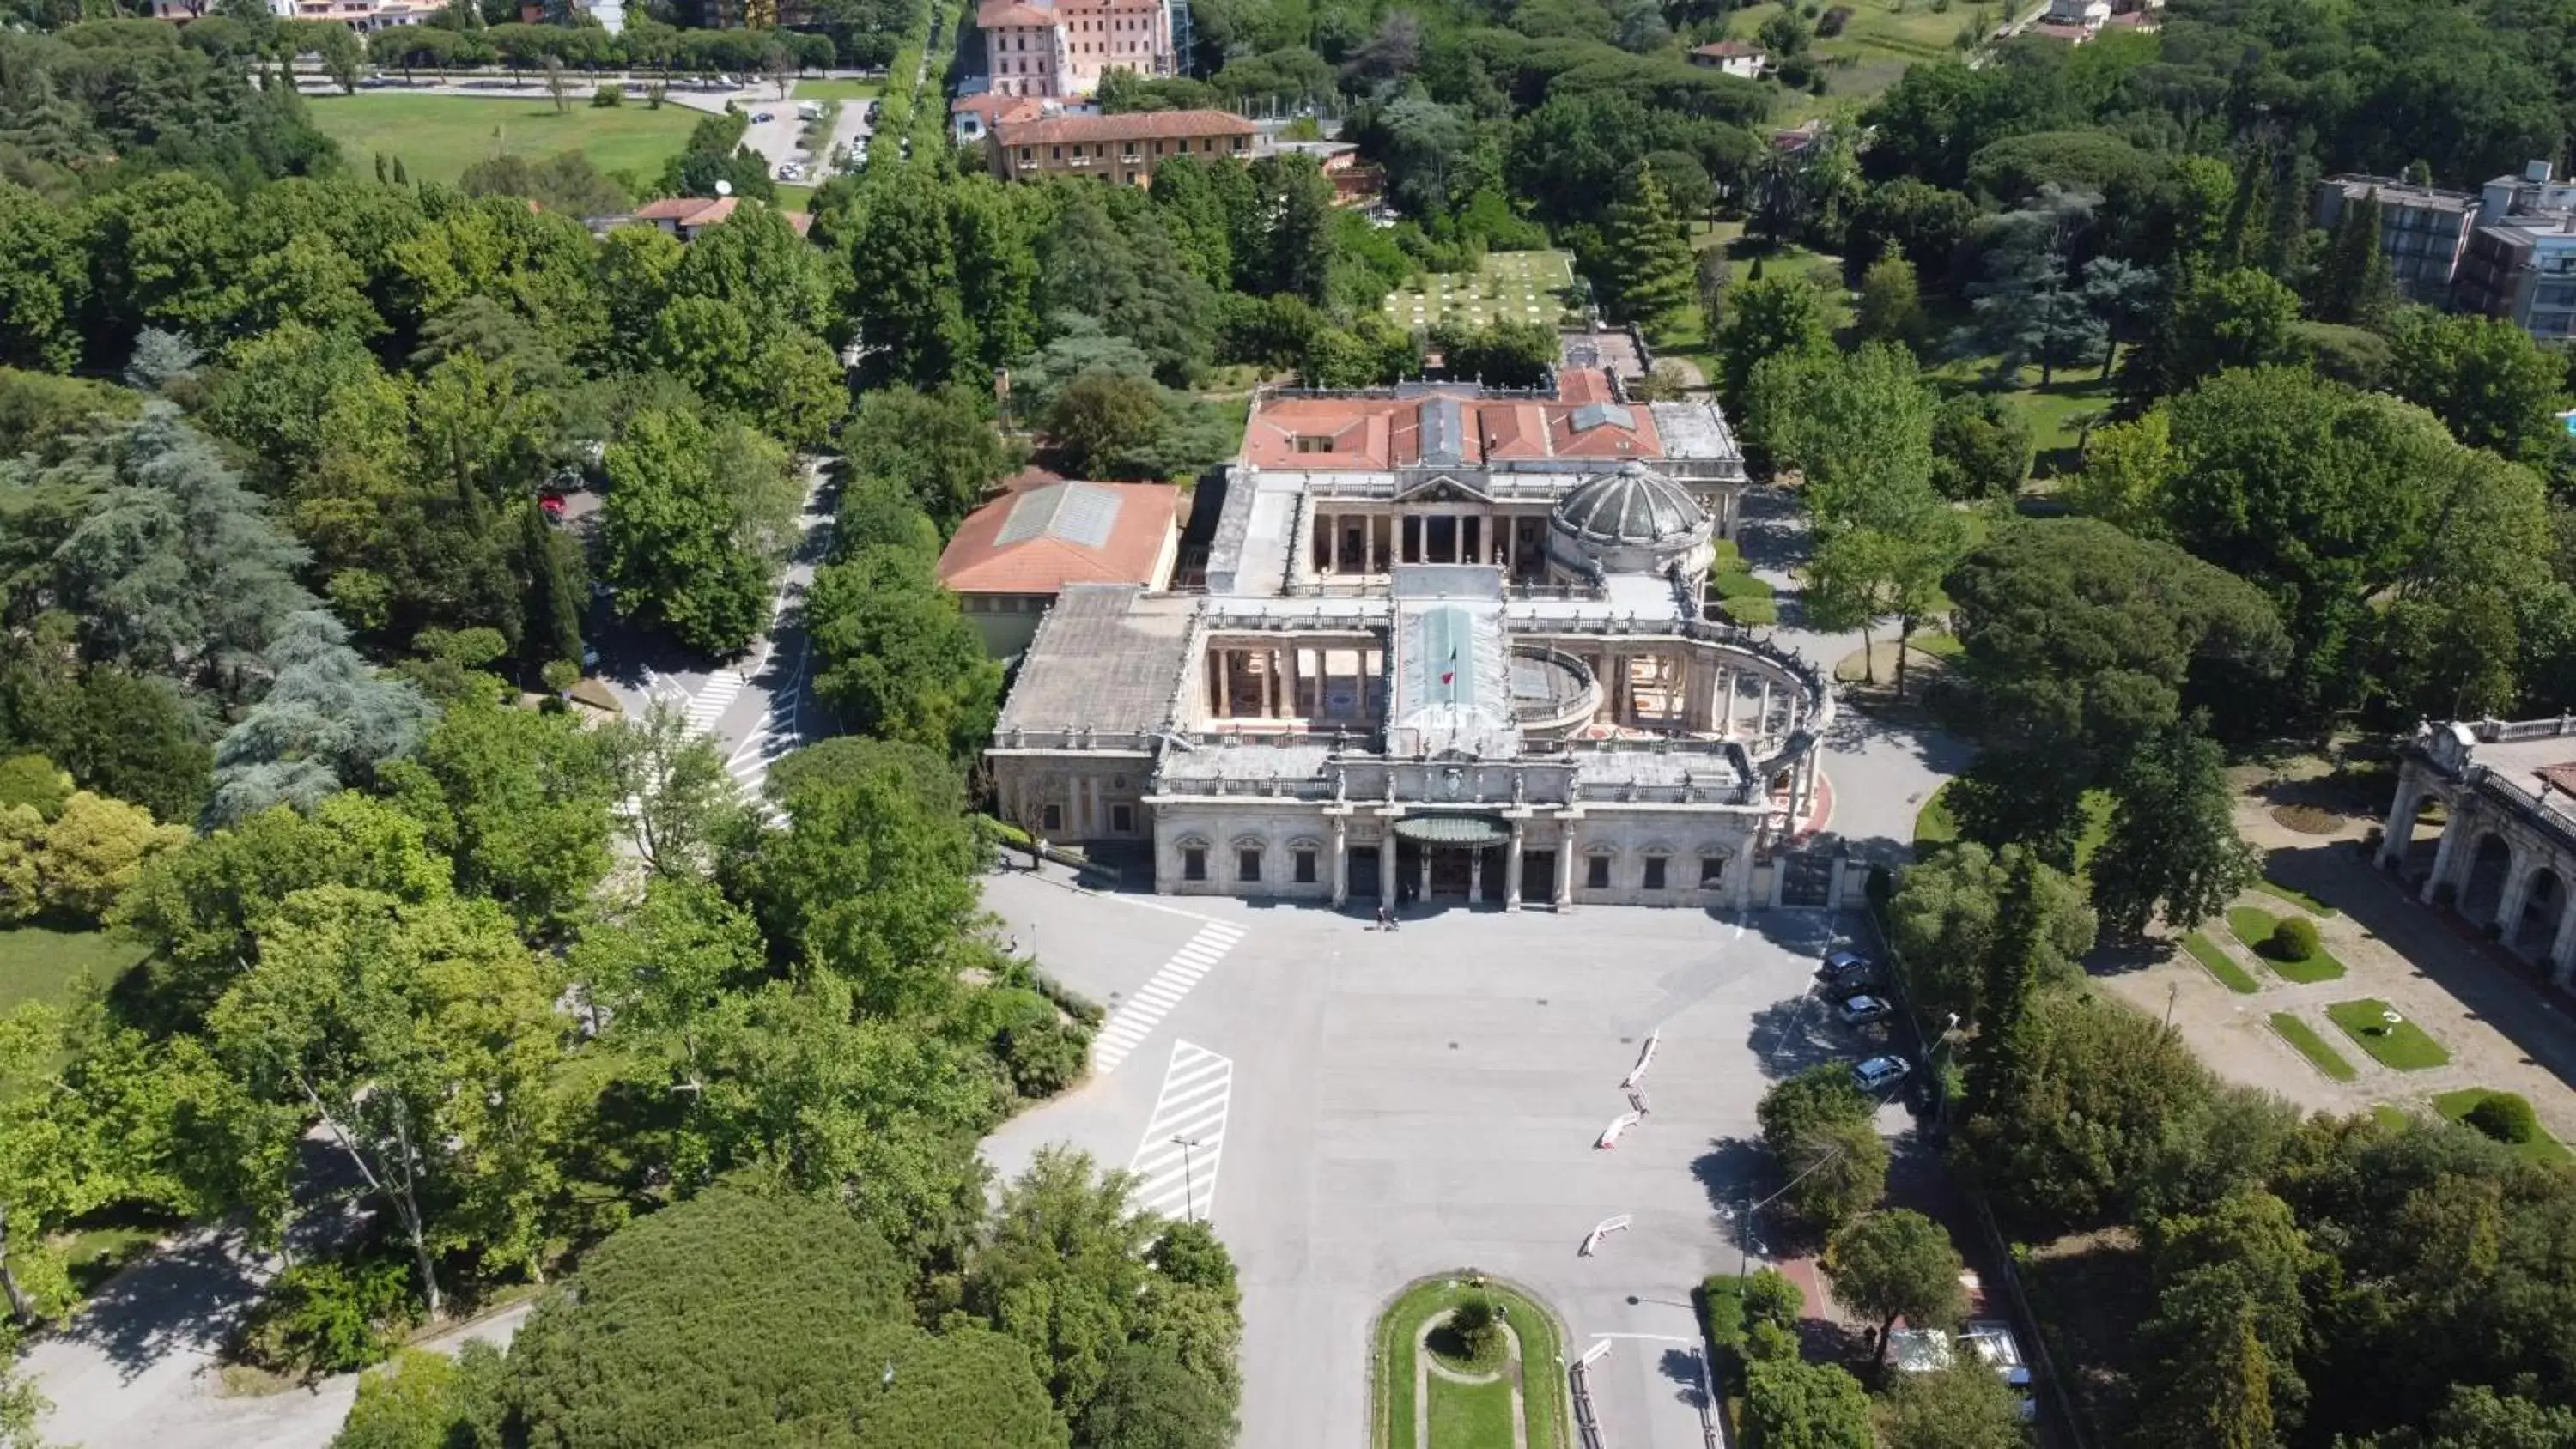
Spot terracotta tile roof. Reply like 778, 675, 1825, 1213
954, 94, 1052, 125
976, 0, 1055, 26
633, 195, 737, 227
993, 108, 1257, 148
1239, 369, 1662, 469
1691, 39, 1765, 56
937, 480, 1180, 594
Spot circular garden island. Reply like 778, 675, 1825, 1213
1372, 1272, 1571, 1449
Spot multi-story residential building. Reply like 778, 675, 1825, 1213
979, 0, 1173, 99
153, 0, 429, 25
987, 108, 1256, 185
2312, 173, 2478, 304
2454, 161, 2576, 341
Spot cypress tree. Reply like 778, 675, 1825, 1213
1603, 163, 1696, 333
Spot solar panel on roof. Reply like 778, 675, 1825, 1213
994, 482, 1124, 549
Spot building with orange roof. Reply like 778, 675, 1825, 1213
978, 0, 1174, 98
937, 478, 1182, 655
982, 351, 1829, 916
988, 107, 1259, 185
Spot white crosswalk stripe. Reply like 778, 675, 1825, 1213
1127, 1041, 1232, 1223
1091, 921, 1245, 1074
684, 670, 748, 731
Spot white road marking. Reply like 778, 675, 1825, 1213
684, 670, 747, 730
1127, 1040, 1232, 1222
1091, 921, 1246, 1073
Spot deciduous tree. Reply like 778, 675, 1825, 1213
1826, 1210, 1969, 1364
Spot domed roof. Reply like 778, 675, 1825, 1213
1549, 463, 1708, 548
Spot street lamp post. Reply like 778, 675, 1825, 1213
1172, 1134, 1202, 1223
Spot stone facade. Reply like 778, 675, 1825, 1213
2380, 716, 2576, 986
986, 368, 1832, 914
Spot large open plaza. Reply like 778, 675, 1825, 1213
978, 866, 1908, 1448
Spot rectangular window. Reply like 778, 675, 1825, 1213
1041, 803, 1063, 832
1238, 848, 1262, 882
1112, 804, 1133, 833
1586, 856, 1611, 889
1294, 435, 1334, 453
1643, 858, 1668, 891
1052, 145, 1063, 160
1294, 849, 1317, 884
1183, 847, 1206, 882
1700, 855, 1726, 888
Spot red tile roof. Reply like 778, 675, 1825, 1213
1692, 39, 1765, 56
1239, 370, 1663, 470
993, 108, 1257, 148
633, 195, 737, 227
977, 0, 1055, 26
937, 481, 1180, 594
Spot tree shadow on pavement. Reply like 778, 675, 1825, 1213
1657, 1347, 1710, 1409
56, 1228, 268, 1383
1747, 995, 1843, 1081
1690, 1137, 1767, 1237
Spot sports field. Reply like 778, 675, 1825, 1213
307, 93, 704, 185
1382, 250, 1582, 331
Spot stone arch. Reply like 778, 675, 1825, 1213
2518, 866, 2570, 957
2461, 829, 2517, 924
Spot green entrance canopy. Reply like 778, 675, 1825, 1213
1393, 815, 1512, 847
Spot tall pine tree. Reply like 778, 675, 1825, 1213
1603, 163, 1695, 333
2316, 188, 2397, 326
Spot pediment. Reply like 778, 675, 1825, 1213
1393, 472, 1493, 504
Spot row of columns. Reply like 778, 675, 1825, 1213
1591, 650, 1788, 738
1332, 815, 1542, 911
1315, 511, 1516, 573
2390, 766, 2576, 987
1207, 643, 1383, 722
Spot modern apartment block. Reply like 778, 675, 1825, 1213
2458, 161, 2576, 341
2312, 174, 2478, 304
979, 0, 1174, 99
987, 107, 1255, 185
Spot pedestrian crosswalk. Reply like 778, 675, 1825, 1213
684, 669, 748, 731
1092, 920, 1246, 1074
1127, 1040, 1232, 1223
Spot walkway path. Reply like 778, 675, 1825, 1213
1413, 1313, 1528, 1449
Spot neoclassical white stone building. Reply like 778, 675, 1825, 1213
985, 367, 1838, 912
2381, 716, 2576, 985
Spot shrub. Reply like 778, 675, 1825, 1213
1745, 1319, 1801, 1361
591, 83, 623, 106
1701, 1276, 1747, 1359
1743, 1266, 1805, 1331
1818, 4, 1854, 33
240, 1252, 420, 1376
1449, 1293, 1503, 1360
2466, 1092, 2541, 1145
2268, 916, 2321, 961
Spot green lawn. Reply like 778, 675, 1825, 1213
2328, 998, 2452, 1071
2254, 877, 2339, 917
792, 77, 884, 101
1383, 251, 1581, 332
1374, 1276, 1567, 1449
307, 94, 705, 187
2435, 1088, 2575, 1166
1915, 781, 1957, 849
2226, 906, 2348, 984
2185, 933, 2260, 995
1710, 539, 1779, 626
2269, 1012, 2359, 1082
1426, 1373, 1519, 1449
0, 925, 146, 1014
2372, 1103, 2415, 1133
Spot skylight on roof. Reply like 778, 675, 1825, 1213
996, 482, 1123, 549
1571, 402, 1634, 433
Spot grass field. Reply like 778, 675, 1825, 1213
792, 78, 884, 101
1710, 539, 1779, 626
2269, 1012, 2358, 1081
1375, 1276, 1567, 1449
2227, 906, 2348, 985
2186, 933, 2260, 995
307, 94, 704, 186
2255, 878, 2339, 917
2434, 1088, 2574, 1166
0, 925, 146, 1014
1382, 251, 1581, 332
2328, 998, 2451, 1070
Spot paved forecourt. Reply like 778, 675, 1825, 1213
980, 866, 1856, 1449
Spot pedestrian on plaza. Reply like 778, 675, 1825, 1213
1032, 836, 1048, 871
1376, 903, 1392, 931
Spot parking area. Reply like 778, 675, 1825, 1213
981, 870, 1906, 1449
